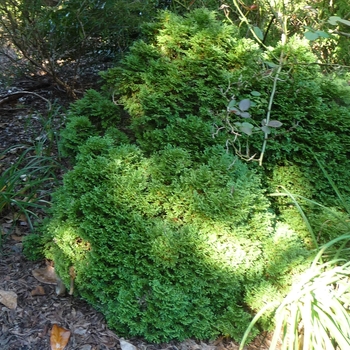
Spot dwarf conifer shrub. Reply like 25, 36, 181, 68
100, 8, 262, 153
97, 10, 350, 206
38, 137, 310, 342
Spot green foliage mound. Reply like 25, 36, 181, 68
38, 137, 308, 342
59, 89, 128, 158
215, 36, 350, 207
100, 8, 261, 153
96, 10, 350, 206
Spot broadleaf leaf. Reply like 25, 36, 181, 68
338, 18, 350, 27
229, 107, 241, 115
250, 91, 261, 97
253, 26, 264, 40
267, 120, 283, 128
239, 99, 251, 111
261, 126, 271, 134
328, 16, 342, 25
240, 112, 251, 118
240, 122, 254, 135
228, 100, 236, 109
50, 324, 71, 350
304, 31, 319, 41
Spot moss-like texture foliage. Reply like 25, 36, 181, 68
40, 138, 308, 342
100, 8, 261, 154
59, 89, 128, 159
28, 7, 350, 344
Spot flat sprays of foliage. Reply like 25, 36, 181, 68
99, 8, 262, 154
25, 7, 350, 344
39, 138, 309, 342
98, 8, 350, 206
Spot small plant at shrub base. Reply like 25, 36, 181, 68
23, 233, 45, 261
0, 145, 59, 231
39, 136, 311, 342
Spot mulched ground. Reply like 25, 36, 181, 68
0, 64, 272, 350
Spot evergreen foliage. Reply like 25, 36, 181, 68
101, 8, 261, 153
23, 6, 350, 345
38, 138, 309, 342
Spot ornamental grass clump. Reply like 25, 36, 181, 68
240, 159, 350, 350
1, 145, 59, 232
240, 236, 350, 350
33, 136, 309, 342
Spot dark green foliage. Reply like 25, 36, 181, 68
40, 138, 309, 342
23, 233, 45, 261
0, 0, 162, 87
101, 8, 262, 153
68, 90, 122, 130
59, 89, 127, 158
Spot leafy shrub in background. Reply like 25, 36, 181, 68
224, 0, 350, 66
32, 137, 310, 342
0, 0, 161, 91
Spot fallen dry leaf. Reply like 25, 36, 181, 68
10, 234, 24, 242
32, 265, 58, 284
31, 285, 46, 296
50, 324, 71, 350
0, 290, 18, 309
